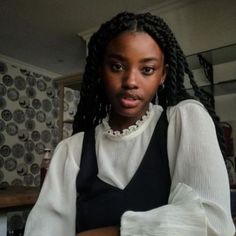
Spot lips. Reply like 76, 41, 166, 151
118, 93, 141, 108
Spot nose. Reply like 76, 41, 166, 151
122, 69, 138, 89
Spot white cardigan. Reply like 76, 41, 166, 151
24, 99, 235, 236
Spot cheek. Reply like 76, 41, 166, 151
144, 77, 162, 94
103, 73, 121, 91
103, 78, 114, 93
103, 77, 119, 102
148, 85, 159, 99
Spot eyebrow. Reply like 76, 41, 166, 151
105, 53, 160, 63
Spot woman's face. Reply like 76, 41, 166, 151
102, 31, 167, 123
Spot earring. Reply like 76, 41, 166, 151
155, 93, 159, 104
159, 82, 165, 91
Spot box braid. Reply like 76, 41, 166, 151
72, 12, 225, 157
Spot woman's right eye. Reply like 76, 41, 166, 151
110, 63, 124, 72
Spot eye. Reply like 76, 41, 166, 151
141, 66, 155, 75
110, 63, 124, 72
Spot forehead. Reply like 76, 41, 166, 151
104, 31, 164, 58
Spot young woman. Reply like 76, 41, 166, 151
24, 12, 235, 236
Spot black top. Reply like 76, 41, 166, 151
76, 111, 171, 233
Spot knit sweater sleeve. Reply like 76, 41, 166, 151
24, 132, 83, 236
120, 99, 235, 236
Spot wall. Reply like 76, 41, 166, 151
80, 0, 236, 56
0, 56, 80, 233
215, 94, 236, 122
0, 56, 79, 187
0, 57, 59, 187
148, 0, 236, 55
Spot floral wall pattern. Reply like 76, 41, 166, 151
0, 59, 60, 187
0, 59, 80, 233
0, 59, 79, 187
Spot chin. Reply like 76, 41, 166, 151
117, 107, 146, 119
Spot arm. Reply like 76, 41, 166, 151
120, 100, 235, 236
24, 134, 83, 236
77, 226, 120, 236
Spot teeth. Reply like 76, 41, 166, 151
124, 97, 135, 100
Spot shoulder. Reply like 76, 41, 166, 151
63, 131, 85, 148
166, 99, 216, 136
166, 99, 209, 122
166, 99, 217, 144
53, 131, 85, 167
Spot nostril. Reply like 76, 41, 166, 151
122, 74, 138, 89
122, 82, 138, 90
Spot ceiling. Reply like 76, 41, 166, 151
0, 0, 163, 76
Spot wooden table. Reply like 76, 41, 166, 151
0, 186, 40, 236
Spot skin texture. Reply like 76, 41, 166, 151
102, 31, 167, 131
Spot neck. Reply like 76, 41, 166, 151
108, 108, 150, 132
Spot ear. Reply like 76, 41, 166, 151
161, 64, 168, 84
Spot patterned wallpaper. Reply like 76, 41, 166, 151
0, 59, 80, 233
0, 60, 59, 187
0, 59, 80, 187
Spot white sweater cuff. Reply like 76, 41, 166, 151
120, 183, 207, 236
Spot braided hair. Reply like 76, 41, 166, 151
72, 12, 225, 157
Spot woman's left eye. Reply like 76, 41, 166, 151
141, 67, 155, 75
